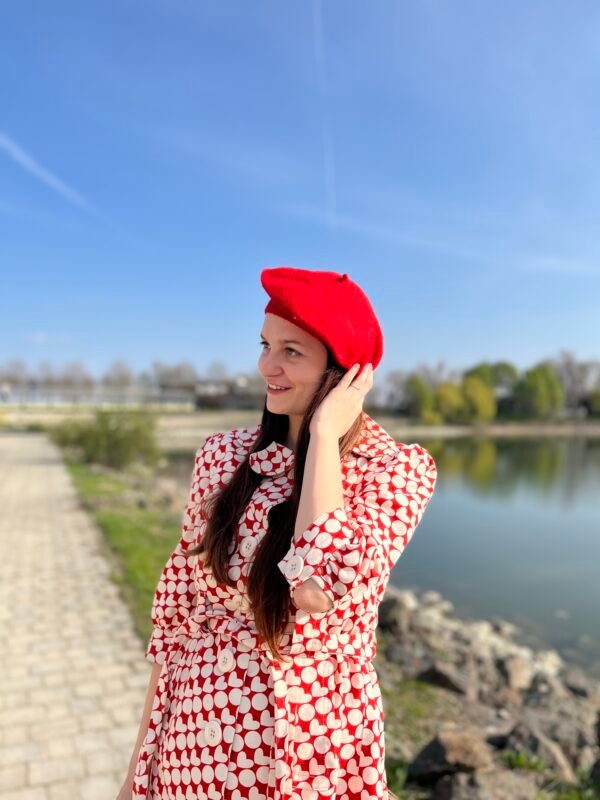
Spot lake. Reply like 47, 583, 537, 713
162, 434, 600, 678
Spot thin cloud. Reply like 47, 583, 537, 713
25, 332, 73, 346
0, 131, 91, 211
517, 256, 600, 276
284, 201, 499, 264
162, 127, 305, 185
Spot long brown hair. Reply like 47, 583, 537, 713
187, 348, 365, 663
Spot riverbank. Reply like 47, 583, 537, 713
375, 585, 600, 798
3, 406, 600, 453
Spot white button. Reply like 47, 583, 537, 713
285, 554, 304, 579
218, 647, 235, 672
204, 720, 222, 746
312, 775, 333, 793
240, 537, 257, 557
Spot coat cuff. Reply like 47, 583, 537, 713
277, 507, 369, 609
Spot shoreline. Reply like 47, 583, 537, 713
4, 407, 600, 444
375, 584, 600, 796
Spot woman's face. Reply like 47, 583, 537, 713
258, 313, 328, 415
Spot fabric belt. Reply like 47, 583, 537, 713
132, 609, 371, 799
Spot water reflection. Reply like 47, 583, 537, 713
423, 436, 599, 503
400, 436, 600, 678
161, 436, 600, 677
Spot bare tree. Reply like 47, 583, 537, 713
550, 350, 596, 408
101, 360, 135, 388
0, 359, 29, 389
381, 369, 408, 409
151, 360, 198, 389
37, 361, 59, 389
416, 359, 459, 388
59, 362, 95, 402
205, 361, 229, 381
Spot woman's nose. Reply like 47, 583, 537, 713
261, 352, 285, 372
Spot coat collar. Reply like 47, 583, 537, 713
247, 413, 396, 478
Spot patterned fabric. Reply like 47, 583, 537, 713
132, 413, 437, 800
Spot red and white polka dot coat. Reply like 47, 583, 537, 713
132, 412, 437, 800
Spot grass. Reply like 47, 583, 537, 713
501, 748, 548, 771
65, 457, 182, 649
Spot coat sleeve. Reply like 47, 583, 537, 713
145, 430, 224, 664
277, 443, 437, 611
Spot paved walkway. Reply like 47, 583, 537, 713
0, 432, 151, 799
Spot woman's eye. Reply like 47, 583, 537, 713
259, 341, 299, 356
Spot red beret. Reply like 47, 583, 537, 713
260, 265, 384, 370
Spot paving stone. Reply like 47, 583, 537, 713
28, 758, 85, 785
0, 434, 150, 798
0, 763, 27, 790
0, 788, 48, 800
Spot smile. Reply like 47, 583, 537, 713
266, 384, 291, 393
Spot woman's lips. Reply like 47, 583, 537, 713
266, 385, 291, 394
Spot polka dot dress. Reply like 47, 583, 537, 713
132, 412, 437, 800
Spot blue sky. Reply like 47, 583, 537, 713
1, 1, 599, 380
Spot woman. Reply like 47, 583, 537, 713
119, 266, 437, 800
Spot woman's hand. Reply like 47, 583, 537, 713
309, 362, 373, 440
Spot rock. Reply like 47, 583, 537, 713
469, 621, 494, 640
491, 618, 520, 638
407, 728, 493, 785
376, 583, 600, 792
437, 599, 455, 615
433, 768, 541, 799
385, 639, 428, 673
421, 590, 444, 606
412, 606, 444, 634
498, 655, 535, 691
396, 589, 419, 611
416, 661, 477, 698
531, 649, 564, 677
525, 672, 571, 703
491, 686, 523, 710
517, 701, 600, 769
378, 597, 411, 637
578, 745, 598, 772
504, 718, 577, 783
562, 666, 597, 698
590, 758, 600, 786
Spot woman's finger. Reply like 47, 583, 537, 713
340, 363, 361, 386
349, 363, 372, 388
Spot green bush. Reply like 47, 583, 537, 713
420, 408, 443, 425
434, 381, 466, 423
589, 389, 600, 418
461, 375, 497, 422
405, 374, 435, 418
49, 419, 88, 448
51, 410, 160, 469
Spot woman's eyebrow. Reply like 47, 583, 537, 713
259, 332, 304, 345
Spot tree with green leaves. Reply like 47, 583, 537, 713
513, 362, 564, 418
404, 374, 435, 419
434, 382, 466, 423
461, 375, 497, 422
